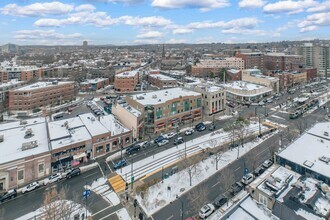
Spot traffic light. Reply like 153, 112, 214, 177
134, 199, 138, 207
139, 212, 143, 220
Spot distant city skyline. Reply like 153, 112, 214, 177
0, 0, 329, 45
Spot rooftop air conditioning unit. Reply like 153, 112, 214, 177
0, 134, 4, 142
22, 140, 38, 151
20, 120, 28, 125
24, 128, 33, 138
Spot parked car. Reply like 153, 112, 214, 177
195, 122, 206, 132
66, 168, 81, 179
22, 181, 39, 194
142, 141, 151, 148
262, 159, 273, 168
259, 101, 265, 106
126, 145, 141, 155
157, 139, 169, 147
229, 182, 244, 196
44, 173, 62, 185
185, 128, 194, 136
185, 216, 198, 220
199, 203, 215, 219
241, 173, 254, 185
164, 132, 176, 139
209, 124, 216, 131
114, 160, 127, 170
0, 189, 17, 203
173, 137, 184, 145
154, 135, 165, 144
213, 194, 227, 208
253, 166, 265, 177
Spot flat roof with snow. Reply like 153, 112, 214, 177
278, 122, 330, 179
0, 80, 24, 89
81, 78, 108, 84
0, 118, 49, 164
116, 71, 139, 77
224, 81, 266, 91
15, 81, 73, 91
149, 74, 176, 81
131, 88, 201, 106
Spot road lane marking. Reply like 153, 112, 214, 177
234, 166, 241, 172
92, 206, 112, 216
83, 172, 99, 179
98, 211, 117, 220
106, 161, 113, 173
166, 215, 173, 220
191, 195, 200, 203
97, 162, 105, 177
212, 182, 220, 188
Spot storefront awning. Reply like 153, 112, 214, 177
73, 152, 86, 160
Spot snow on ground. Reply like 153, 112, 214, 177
240, 196, 279, 220
264, 119, 287, 128
16, 200, 90, 220
80, 162, 99, 172
117, 123, 268, 183
218, 115, 233, 120
315, 197, 330, 217
86, 177, 120, 206
296, 208, 323, 220
270, 115, 286, 121
204, 121, 212, 125
136, 131, 275, 215
106, 151, 122, 162
300, 178, 318, 203
116, 208, 132, 220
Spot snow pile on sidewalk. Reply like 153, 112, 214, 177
136, 132, 276, 215
80, 162, 99, 172
218, 115, 233, 120
116, 208, 132, 220
106, 151, 122, 162
16, 200, 90, 220
86, 177, 120, 206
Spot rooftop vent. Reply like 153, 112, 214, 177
0, 134, 3, 142
319, 156, 330, 164
24, 128, 34, 139
22, 140, 38, 151
324, 131, 329, 137
152, 95, 157, 99
158, 99, 161, 102
91, 117, 95, 121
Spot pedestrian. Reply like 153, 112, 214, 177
104, 165, 107, 171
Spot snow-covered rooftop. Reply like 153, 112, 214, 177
223, 81, 266, 91
0, 80, 24, 89
149, 74, 176, 81
131, 88, 201, 106
15, 81, 73, 91
81, 78, 108, 84
119, 103, 141, 117
0, 118, 50, 164
278, 122, 330, 179
116, 70, 139, 77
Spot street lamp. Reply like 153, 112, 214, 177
119, 137, 123, 173
255, 106, 258, 118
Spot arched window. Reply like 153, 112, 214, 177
125, 137, 130, 144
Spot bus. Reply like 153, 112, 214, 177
289, 98, 319, 119
53, 112, 64, 120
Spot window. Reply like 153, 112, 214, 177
96, 146, 103, 153
38, 163, 44, 173
259, 194, 268, 207
17, 169, 24, 181
0, 182, 3, 191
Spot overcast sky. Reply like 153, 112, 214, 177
0, 0, 329, 45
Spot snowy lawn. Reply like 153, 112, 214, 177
136, 132, 276, 215
116, 208, 132, 220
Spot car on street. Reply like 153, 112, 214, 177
185, 128, 194, 136
164, 132, 176, 139
253, 166, 265, 177
154, 135, 165, 144
173, 137, 184, 145
185, 216, 198, 220
22, 181, 39, 194
213, 194, 227, 208
126, 145, 141, 155
66, 168, 81, 179
142, 141, 151, 148
229, 182, 244, 196
209, 124, 216, 131
259, 101, 265, 106
199, 203, 215, 219
0, 189, 17, 203
262, 159, 273, 168
157, 139, 169, 147
43, 173, 62, 185
195, 122, 206, 132
114, 160, 127, 170
241, 173, 254, 185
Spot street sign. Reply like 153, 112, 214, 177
83, 189, 91, 198
244, 168, 249, 176
131, 176, 135, 182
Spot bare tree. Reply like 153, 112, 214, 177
218, 167, 235, 201
187, 186, 208, 213
293, 118, 306, 135
179, 153, 202, 187
42, 187, 83, 220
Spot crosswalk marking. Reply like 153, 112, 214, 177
108, 174, 126, 192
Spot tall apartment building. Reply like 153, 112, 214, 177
264, 53, 304, 71
0, 80, 25, 110
114, 70, 139, 92
297, 43, 330, 75
236, 51, 264, 70
0, 66, 41, 83
8, 81, 75, 112
191, 58, 244, 77
118, 88, 202, 135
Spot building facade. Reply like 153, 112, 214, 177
236, 52, 264, 70
80, 78, 110, 92
242, 69, 279, 93
148, 74, 177, 89
114, 71, 139, 92
8, 81, 75, 112
264, 53, 304, 71
125, 88, 202, 134
0, 80, 25, 109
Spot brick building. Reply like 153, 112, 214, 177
80, 78, 110, 92
236, 51, 264, 70
0, 80, 25, 109
148, 74, 177, 89
114, 71, 139, 92
8, 81, 75, 112
264, 53, 304, 71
